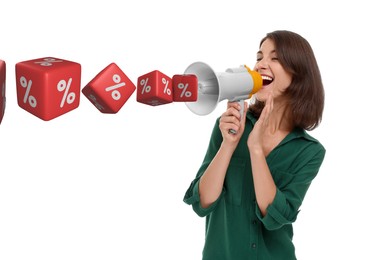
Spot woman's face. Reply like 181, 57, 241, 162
254, 39, 292, 102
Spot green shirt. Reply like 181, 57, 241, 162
183, 111, 326, 260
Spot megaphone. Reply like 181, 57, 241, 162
184, 62, 263, 132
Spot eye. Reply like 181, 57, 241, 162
271, 57, 279, 61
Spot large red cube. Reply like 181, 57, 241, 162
82, 63, 136, 113
136, 70, 172, 106
15, 57, 81, 121
0, 60, 5, 124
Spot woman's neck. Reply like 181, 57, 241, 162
267, 102, 294, 134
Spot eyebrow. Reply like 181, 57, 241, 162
257, 50, 277, 55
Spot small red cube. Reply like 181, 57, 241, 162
136, 70, 172, 106
172, 74, 198, 102
82, 63, 136, 113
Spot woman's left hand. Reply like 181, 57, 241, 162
248, 92, 274, 153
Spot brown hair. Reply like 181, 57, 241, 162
249, 30, 324, 130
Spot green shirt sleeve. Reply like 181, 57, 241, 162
255, 144, 326, 230
183, 118, 225, 217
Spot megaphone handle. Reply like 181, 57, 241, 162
228, 99, 244, 135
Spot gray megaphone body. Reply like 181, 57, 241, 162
184, 61, 263, 133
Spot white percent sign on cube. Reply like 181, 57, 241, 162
162, 78, 171, 95
140, 78, 151, 94
178, 83, 192, 98
35, 58, 63, 67
20, 76, 37, 108
105, 74, 125, 101
89, 94, 105, 111
57, 78, 75, 108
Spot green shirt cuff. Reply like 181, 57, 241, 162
255, 188, 299, 230
183, 179, 223, 217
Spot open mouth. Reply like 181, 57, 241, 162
262, 75, 273, 86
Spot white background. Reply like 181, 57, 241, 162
1, 0, 379, 259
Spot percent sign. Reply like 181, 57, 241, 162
162, 78, 171, 95
140, 78, 151, 94
88, 94, 105, 111
20, 76, 37, 108
57, 78, 75, 108
177, 83, 192, 98
35, 58, 63, 66
105, 74, 125, 100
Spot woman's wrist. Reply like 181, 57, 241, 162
220, 140, 238, 154
248, 145, 265, 157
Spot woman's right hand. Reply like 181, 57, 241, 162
219, 101, 247, 147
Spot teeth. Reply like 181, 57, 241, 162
261, 75, 273, 81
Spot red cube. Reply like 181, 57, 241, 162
172, 74, 198, 102
15, 57, 81, 121
136, 70, 172, 106
82, 63, 136, 113
0, 60, 5, 124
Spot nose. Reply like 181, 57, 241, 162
255, 58, 268, 71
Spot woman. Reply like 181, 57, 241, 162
183, 30, 326, 260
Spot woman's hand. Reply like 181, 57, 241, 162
219, 101, 247, 147
248, 93, 274, 153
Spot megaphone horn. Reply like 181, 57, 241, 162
184, 62, 263, 133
